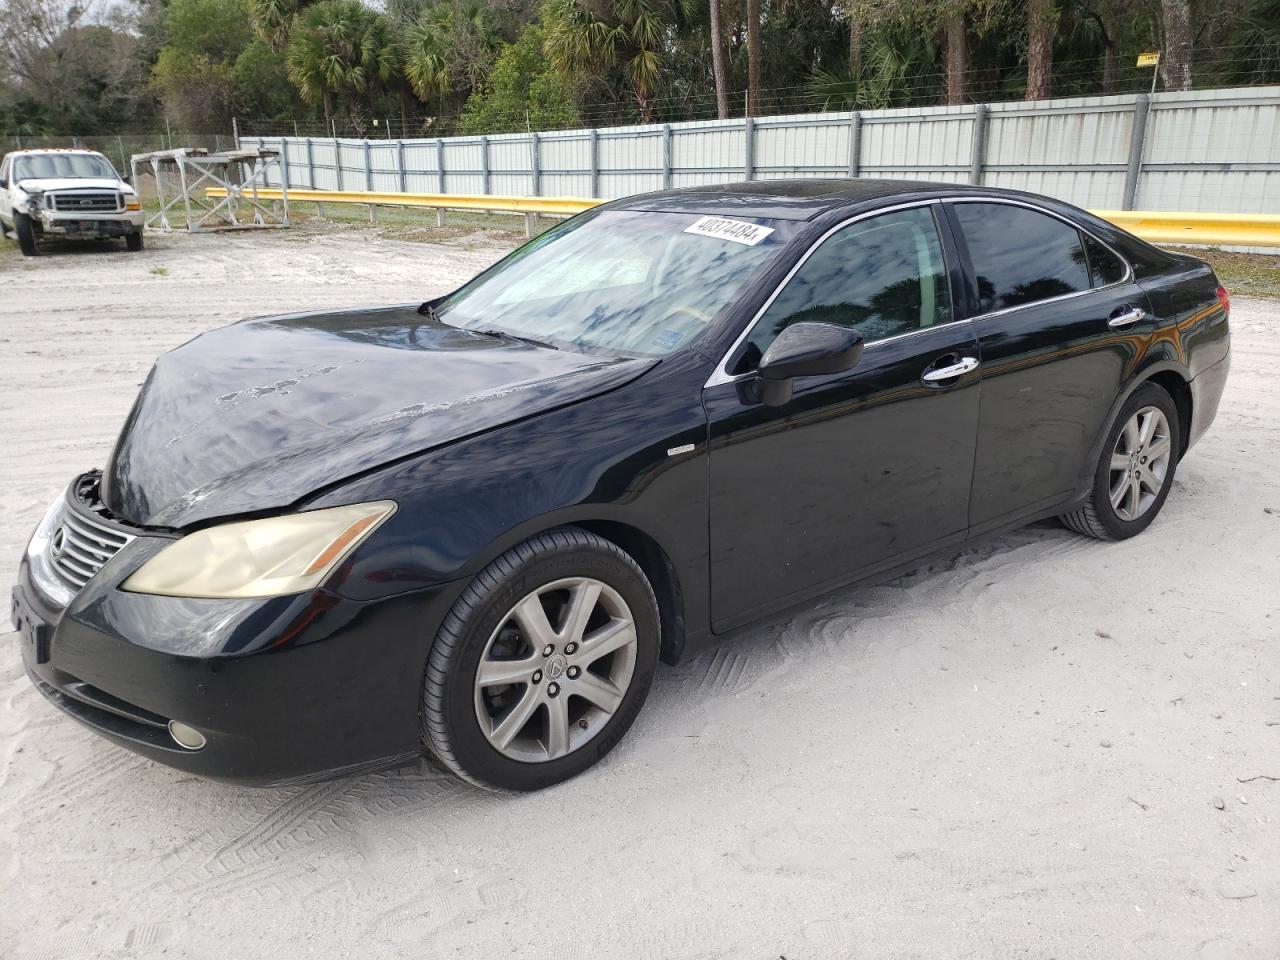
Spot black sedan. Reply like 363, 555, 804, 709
12, 180, 1231, 790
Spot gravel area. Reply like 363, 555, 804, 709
2, 226, 1278, 959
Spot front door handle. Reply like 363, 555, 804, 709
1108, 306, 1147, 328
922, 356, 980, 383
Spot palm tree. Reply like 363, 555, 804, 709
543, 0, 696, 122
250, 0, 315, 53
286, 0, 401, 129
403, 1, 499, 108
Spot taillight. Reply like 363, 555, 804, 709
1216, 285, 1230, 317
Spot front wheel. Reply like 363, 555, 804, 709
15, 214, 38, 256
422, 527, 659, 790
125, 231, 144, 252
1060, 381, 1181, 541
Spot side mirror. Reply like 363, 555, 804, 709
754, 321, 864, 406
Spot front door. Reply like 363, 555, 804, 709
704, 204, 982, 633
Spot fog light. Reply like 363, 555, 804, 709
168, 720, 207, 751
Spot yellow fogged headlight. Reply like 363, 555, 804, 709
125, 199, 142, 211
122, 501, 396, 599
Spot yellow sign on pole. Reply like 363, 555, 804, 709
1137, 52, 1160, 67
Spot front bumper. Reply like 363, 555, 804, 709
36, 210, 143, 238
13, 549, 461, 786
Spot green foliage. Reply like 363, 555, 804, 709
286, 0, 401, 127
6, 0, 1280, 138
542, 0, 699, 119
235, 38, 306, 119
404, 1, 493, 104
249, 0, 318, 52
150, 0, 256, 130
164, 0, 257, 62
458, 24, 580, 133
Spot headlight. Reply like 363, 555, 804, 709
122, 501, 396, 599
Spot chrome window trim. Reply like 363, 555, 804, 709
703, 194, 1136, 389
704, 199, 948, 388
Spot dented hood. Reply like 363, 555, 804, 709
102, 305, 655, 527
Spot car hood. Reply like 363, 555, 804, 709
17, 178, 127, 193
102, 305, 656, 528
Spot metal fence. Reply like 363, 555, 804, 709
240, 86, 1280, 215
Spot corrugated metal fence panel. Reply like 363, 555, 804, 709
599, 128, 663, 198
488, 133, 536, 195
861, 108, 972, 178
1142, 91, 1280, 212
756, 115, 848, 176
443, 139, 485, 194
401, 141, 438, 193
246, 86, 1280, 214
672, 122, 744, 187
540, 133, 592, 198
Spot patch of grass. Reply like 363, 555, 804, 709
149, 266, 169, 276
1166, 246, 1280, 299
289, 202, 540, 243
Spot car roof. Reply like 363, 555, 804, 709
613, 178, 1040, 221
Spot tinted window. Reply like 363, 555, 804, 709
738, 206, 951, 370
954, 203, 1090, 313
1084, 233, 1127, 287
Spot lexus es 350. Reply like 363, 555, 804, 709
12, 180, 1230, 790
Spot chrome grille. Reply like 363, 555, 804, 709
52, 192, 121, 213
50, 500, 134, 590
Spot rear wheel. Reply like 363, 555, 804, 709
126, 231, 144, 252
1060, 382, 1180, 540
422, 527, 659, 791
15, 214, 38, 256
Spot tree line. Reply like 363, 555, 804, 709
3, 0, 1279, 139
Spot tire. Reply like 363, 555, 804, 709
15, 214, 38, 256
1060, 382, 1181, 541
422, 527, 660, 791
126, 231, 144, 252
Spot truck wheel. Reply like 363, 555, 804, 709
126, 231, 144, 252
15, 214, 38, 256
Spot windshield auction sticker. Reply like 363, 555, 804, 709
683, 216, 775, 246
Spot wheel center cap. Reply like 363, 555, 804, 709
546, 654, 567, 680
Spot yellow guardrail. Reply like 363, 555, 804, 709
206, 186, 600, 217
1091, 210, 1280, 248
207, 187, 1280, 248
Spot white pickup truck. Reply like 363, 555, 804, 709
0, 148, 145, 256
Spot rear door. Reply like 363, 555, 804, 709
947, 199, 1154, 533
704, 203, 981, 632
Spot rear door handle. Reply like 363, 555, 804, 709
1108, 306, 1146, 328
922, 356, 980, 383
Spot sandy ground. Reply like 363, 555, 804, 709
1, 225, 1278, 960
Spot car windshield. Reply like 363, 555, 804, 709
14, 153, 117, 181
436, 209, 795, 357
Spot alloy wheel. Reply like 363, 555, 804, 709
473, 577, 638, 762
1108, 405, 1173, 522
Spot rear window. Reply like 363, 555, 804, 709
1084, 233, 1128, 287
954, 202, 1090, 314
13, 153, 117, 181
